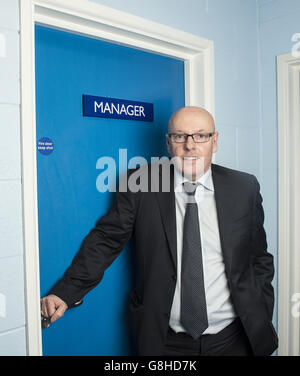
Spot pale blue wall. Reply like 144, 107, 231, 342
257, 0, 300, 330
0, 0, 26, 355
1, 0, 297, 355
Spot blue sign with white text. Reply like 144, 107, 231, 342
37, 137, 54, 155
82, 94, 154, 122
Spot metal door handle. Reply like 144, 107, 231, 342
41, 299, 83, 329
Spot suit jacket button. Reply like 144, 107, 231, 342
172, 275, 177, 281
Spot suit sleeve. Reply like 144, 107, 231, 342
250, 176, 275, 321
49, 177, 138, 307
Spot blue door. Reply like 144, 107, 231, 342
35, 25, 185, 355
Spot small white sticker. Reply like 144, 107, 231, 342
0, 33, 6, 58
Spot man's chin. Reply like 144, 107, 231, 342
182, 169, 201, 181
182, 160, 205, 180
176, 166, 204, 181
171, 156, 206, 180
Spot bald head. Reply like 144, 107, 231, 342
166, 106, 218, 179
168, 106, 215, 134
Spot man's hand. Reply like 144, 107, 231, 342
41, 294, 68, 323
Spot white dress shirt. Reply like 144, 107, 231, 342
169, 166, 237, 335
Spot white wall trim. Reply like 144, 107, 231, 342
20, 0, 42, 357
277, 52, 300, 356
20, 0, 214, 355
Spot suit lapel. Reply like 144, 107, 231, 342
154, 163, 237, 274
211, 164, 236, 276
155, 165, 177, 270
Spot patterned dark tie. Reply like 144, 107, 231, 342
180, 181, 208, 339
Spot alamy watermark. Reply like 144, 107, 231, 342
0, 293, 6, 318
291, 33, 300, 58
291, 293, 300, 318
95, 149, 205, 202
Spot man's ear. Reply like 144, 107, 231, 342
212, 132, 219, 153
166, 134, 171, 153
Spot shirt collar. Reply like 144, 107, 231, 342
174, 166, 214, 192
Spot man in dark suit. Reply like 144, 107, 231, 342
41, 106, 278, 356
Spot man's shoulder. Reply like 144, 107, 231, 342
211, 163, 258, 185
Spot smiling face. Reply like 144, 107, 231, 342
166, 107, 218, 181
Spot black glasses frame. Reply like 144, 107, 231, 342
168, 132, 215, 143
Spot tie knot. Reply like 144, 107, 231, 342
183, 181, 198, 196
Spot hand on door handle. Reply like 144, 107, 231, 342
40, 294, 68, 329
40, 294, 83, 329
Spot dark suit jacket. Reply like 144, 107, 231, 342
50, 163, 278, 356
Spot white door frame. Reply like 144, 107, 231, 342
20, 0, 215, 355
277, 52, 300, 356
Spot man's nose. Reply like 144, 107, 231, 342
184, 135, 196, 150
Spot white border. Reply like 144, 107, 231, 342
20, 0, 215, 355
277, 52, 300, 356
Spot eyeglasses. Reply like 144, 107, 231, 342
168, 132, 215, 144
